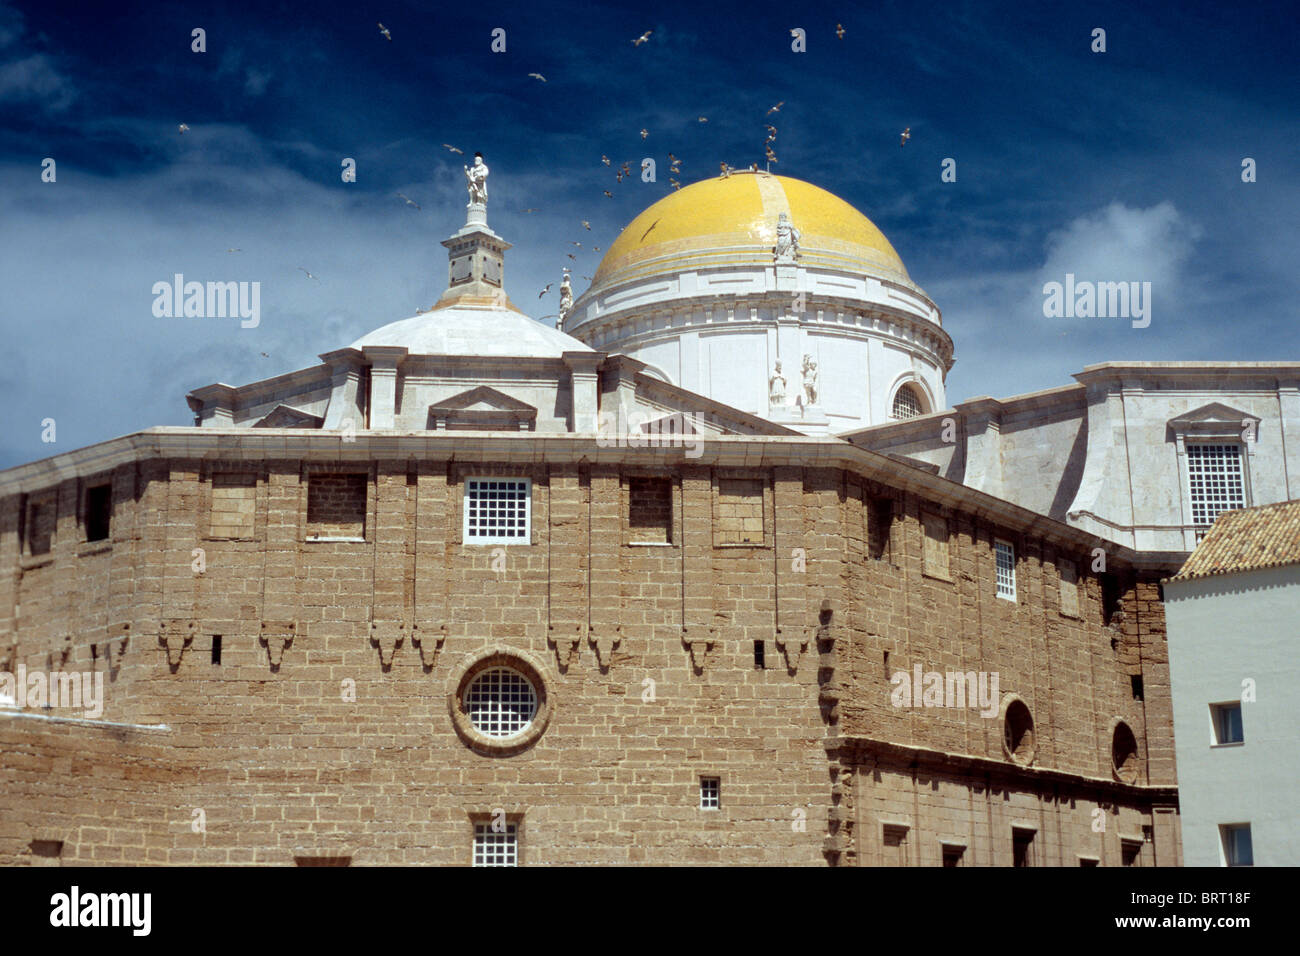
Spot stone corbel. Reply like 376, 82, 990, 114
370, 620, 407, 666
588, 624, 622, 669
103, 622, 132, 669
411, 623, 446, 668
681, 629, 715, 672
260, 621, 296, 668
548, 623, 584, 669
775, 627, 809, 671
160, 619, 196, 667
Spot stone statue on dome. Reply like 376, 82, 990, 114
768, 360, 787, 406
801, 354, 819, 405
557, 272, 573, 329
464, 152, 489, 204
774, 212, 800, 263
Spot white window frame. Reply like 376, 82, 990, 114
463, 477, 531, 545
473, 821, 518, 867
994, 538, 1017, 601
464, 666, 539, 740
1209, 701, 1244, 746
699, 777, 720, 810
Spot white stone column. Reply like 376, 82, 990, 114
362, 346, 408, 430
564, 351, 603, 432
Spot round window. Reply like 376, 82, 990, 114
465, 666, 538, 739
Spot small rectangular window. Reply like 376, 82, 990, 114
210, 473, 257, 539
1220, 824, 1253, 867
921, 512, 949, 577
753, 640, 766, 670
941, 844, 964, 867
1130, 674, 1144, 701
85, 485, 112, 542
26, 500, 53, 556
1121, 839, 1143, 867
700, 777, 720, 810
868, 498, 894, 561
464, 478, 531, 544
627, 476, 672, 544
473, 822, 518, 867
1186, 443, 1246, 536
994, 539, 1017, 601
211, 635, 223, 665
1012, 827, 1035, 867
1211, 702, 1244, 745
1101, 573, 1123, 625
1078, 856, 1100, 867
882, 824, 909, 866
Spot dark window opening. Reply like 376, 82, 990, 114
211, 635, 222, 665
1101, 574, 1123, 626
1130, 674, 1144, 701
869, 498, 894, 560
753, 640, 765, 669
942, 844, 964, 867
85, 485, 112, 542
1012, 828, 1035, 867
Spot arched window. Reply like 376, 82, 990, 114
891, 384, 923, 419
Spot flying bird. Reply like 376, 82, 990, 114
601, 155, 611, 166
581, 275, 592, 281
767, 102, 783, 115
441, 144, 463, 154
603, 190, 614, 198
539, 283, 552, 298
789, 29, 799, 38
396, 192, 420, 209
260, 351, 269, 357
581, 220, 591, 230
520, 207, 538, 213
640, 128, 648, 140
633, 31, 653, 46
528, 72, 547, 82
592, 246, 601, 252
225, 248, 241, 253
900, 126, 911, 147
765, 146, 778, 163
298, 268, 317, 280
570, 241, 582, 247
567, 253, 577, 260
836, 23, 845, 39
719, 162, 731, 177
697, 116, 708, 123
669, 179, 681, 190
178, 124, 190, 134
377, 22, 391, 41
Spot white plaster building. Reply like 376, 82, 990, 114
1163, 499, 1300, 866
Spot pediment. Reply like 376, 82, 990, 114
427, 386, 537, 414
253, 404, 325, 428
1168, 402, 1258, 437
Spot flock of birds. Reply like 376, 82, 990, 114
182, 21, 916, 340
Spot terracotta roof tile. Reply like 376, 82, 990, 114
1172, 498, 1300, 580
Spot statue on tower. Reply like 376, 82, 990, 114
464, 152, 489, 205
557, 272, 573, 330
801, 354, 819, 405
768, 360, 788, 406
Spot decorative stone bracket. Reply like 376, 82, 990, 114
548, 623, 584, 668
160, 619, 196, 667
260, 621, 296, 668
775, 627, 810, 671
589, 625, 622, 669
412, 623, 446, 669
681, 629, 715, 672
102, 623, 132, 669
370, 620, 407, 666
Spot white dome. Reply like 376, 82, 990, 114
350, 302, 594, 358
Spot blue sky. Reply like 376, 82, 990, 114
1, 0, 1297, 467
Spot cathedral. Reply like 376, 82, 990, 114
3, 161, 1296, 866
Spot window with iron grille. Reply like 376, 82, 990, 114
891, 385, 922, 420
994, 539, 1016, 600
465, 667, 538, 739
473, 822, 518, 867
1186, 443, 1245, 538
464, 478, 531, 543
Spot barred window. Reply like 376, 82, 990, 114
464, 478, 531, 543
465, 667, 538, 739
700, 777, 720, 810
891, 385, 923, 420
1186, 443, 1245, 538
473, 822, 518, 867
994, 539, 1017, 601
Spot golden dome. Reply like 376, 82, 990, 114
591, 172, 909, 286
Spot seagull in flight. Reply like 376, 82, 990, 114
178, 124, 190, 134
520, 207, 538, 213
900, 126, 911, 147
260, 351, 269, 357
225, 248, 241, 253
567, 253, 577, 260
640, 128, 648, 139
298, 268, 318, 280
396, 192, 420, 209
528, 72, 547, 82
632, 30, 652, 46
601, 155, 611, 166
767, 101, 784, 115
581, 220, 591, 230
442, 144, 463, 154
669, 179, 681, 190
570, 241, 582, 247
765, 124, 778, 141
539, 283, 552, 298
836, 23, 846, 39
377, 22, 392, 41
697, 116, 708, 123
603, 190, 614, 198
592, 246, 601, 252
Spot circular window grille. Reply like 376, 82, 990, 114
465, 667, 538, 739
892, 385, 923, 419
